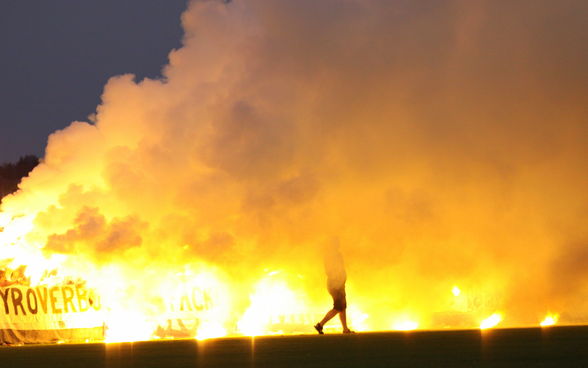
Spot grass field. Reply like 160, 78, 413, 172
1, 326, 588, 367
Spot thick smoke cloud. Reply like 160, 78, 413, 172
2, 0, 588, 328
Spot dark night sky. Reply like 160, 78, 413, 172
0, 1, 188, 163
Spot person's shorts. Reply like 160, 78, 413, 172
328, 287, 347, 311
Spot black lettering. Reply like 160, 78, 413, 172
76, 286, 89, 312
0, 288, 10, 314
49, 286, 62, 314
11, 288, 26, 316
35, 286, 49, 313
62, 286, 76, 313
26, 288, 38, 314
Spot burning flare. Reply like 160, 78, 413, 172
540, 314, 559, 327
480, 313, 503, 330
392, 319, 419, 331
452, 286, 461, 297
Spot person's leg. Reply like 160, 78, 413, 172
339, 309, 352, 333
315, 308, 338, 334
333, 288, 352, 333
316, 286, 346, 334
319, 308, 338, 326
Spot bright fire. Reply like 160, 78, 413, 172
0, 206, 576, 341
237, 271, 307, 336
480, 313, 502, 330
0, 209, 576, 342
540, 314, 559, 327
452, 286, 461, 297
392, 319, 419, 331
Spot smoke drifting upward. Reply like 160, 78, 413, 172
2, 0, 588, 330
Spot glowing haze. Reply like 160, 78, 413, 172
1, 0, 588, 339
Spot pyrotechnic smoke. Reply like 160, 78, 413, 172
2, 0, 588, 332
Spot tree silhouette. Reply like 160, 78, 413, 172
0, 155, 39, 202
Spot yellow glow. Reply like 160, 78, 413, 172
347, 306, 369, 332
196, 322, 227, 340
103, 312, 153, 343
480, 313, 502, 329
0, 214, 35, 246
452, 286, 461, 297
237, 272, 305, 336
391, 318, 419, 331
540, 314, 558, 327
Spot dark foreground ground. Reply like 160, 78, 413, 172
2, 326, 588, 368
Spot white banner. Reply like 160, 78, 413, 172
0, 285, 104, 344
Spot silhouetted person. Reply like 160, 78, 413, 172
314, 238, 353, 334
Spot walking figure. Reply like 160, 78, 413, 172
314, 238, 354, 334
